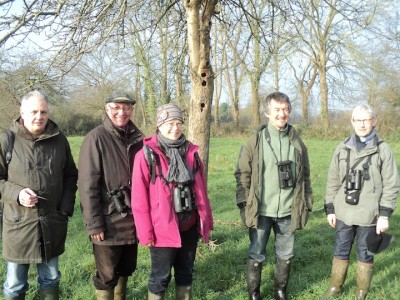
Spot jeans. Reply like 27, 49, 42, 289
248, 215, 294, 262
333, 219, 375, 263
92, 243, 138, 290
3, 257, 61, 297
148, 225, 198, 294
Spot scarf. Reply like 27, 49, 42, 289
157, 134, 194, 184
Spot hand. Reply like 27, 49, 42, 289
90, 231, 105, 241
18, 188, 39, 208
327, 214, 336, 228
376, 216, 389, 234
144, 241, 154, 247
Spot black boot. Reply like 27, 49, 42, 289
246, 259, 262, 300
274, 258, 291, 300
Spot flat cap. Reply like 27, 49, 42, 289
105, 94, 136, 105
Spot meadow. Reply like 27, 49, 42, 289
1, 137, 399, 300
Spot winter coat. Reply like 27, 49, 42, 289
234, 124, 313, 231
324, 133, 399, 226
0, 118, 78, 263
131, 134, 214, 247
78, 116, 144, 245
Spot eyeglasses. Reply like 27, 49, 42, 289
353, 119, 373, 124
107, 104, 133, 113
162, 122, 183, 129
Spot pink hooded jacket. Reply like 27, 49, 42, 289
131, 134, 213, 247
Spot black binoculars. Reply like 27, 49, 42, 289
109, 186, 131, 215
277, 160, 294, 189
173, 185, 194, 213
346, 169, 362, 191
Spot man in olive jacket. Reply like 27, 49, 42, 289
78, 93, 144, 300
234, 92, 313, 300
0, 91, 78, 300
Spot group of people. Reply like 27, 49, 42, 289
0, 90, 398, 300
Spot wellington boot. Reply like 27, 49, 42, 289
148, 290, 165, 300
320, 257, 349, 299
96, 289, 114, 300
114, 277, 128, 300
40, 287, 59, 300
246, 258, 262, 300
355, 261, 374, 300
176, 285, 192, 300
274, 258, 291, 300
4, 293, 25, 300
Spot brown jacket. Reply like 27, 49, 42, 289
78, 116, 144, 245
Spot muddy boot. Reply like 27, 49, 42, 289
274, 258, 291, 300
355, 261, 374, 300
148, 290, 165, 300
175, 285, 192, 300
39, 287, 59, 300
246, 259, 262, 300
320, 257, 349, 299
114, 277, 128, 300
96, 289, 114, 300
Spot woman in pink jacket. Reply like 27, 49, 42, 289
131, 104, 213, 300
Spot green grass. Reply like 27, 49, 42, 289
1, 137, 399, 299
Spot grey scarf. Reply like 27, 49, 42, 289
157, 134, 194, 184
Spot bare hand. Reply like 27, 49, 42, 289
376, 216, 389, 234
327, 214, 336, 228
18, 188, 39, 207
90, 232, 105, 241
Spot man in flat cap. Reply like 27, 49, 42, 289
79, 93, 144, 299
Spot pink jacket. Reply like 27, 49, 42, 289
131, 134, 213, 247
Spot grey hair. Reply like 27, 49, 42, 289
351, 104, 377, 120
262, 92, 292, 114
21, 90, 49, 106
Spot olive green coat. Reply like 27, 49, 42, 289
234, 124, 313, 231
0, 119, 78, 263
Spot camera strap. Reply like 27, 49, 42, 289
264, 128, 291, 164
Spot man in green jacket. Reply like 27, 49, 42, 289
0, 90, 78, 300
320, 104, 399, 300
234, 92, 313, 300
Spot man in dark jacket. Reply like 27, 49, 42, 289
234, 92, 313, 300
78, 93, 144, 300
0, 90, 78, 300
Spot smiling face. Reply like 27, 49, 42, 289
157, 118, 183, 140
20, 95, 49, 137
264, 98, 290, 131
351, 110, 377, 137
105, 102, 133, 128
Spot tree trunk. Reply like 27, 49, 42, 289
183, 0, 217, 176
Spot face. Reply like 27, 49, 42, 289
351, 111, 376, 137
265, 99, 290, 130
158, 119, 183, 140
20, 96, 49, 137
105, 102, 133, 128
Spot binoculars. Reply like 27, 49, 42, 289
173, 185, 194, 213
109, 186, 131, 215
277, 160, 294, 189
346, 169, 362, 191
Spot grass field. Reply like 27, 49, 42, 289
1, 137, 399, 299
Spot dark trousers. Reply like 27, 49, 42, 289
92, 243, 138, 290
148, 225, 198, 294
334, 219, 375, 263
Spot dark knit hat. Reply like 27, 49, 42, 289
156, 104, 184, 127
105, 93, 136, 105
366, 231, 394, 255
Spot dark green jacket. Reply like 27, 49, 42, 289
0, 118, 78, 263
234, 124, 313, 231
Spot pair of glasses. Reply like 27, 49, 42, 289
107, 105, 133, 113
162, 122, 183, 129
352, 119, 373, 124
